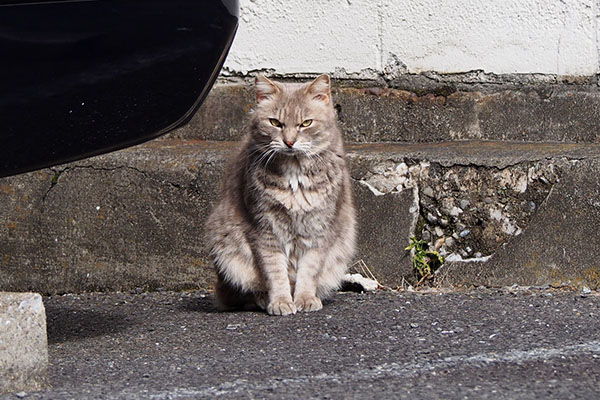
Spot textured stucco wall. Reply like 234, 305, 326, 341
223, 0, 600, 76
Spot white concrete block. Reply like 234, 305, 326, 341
225, 0, 599, 76
381, 0, 598, 75
0, 293, 48, 394
224, 0, 380, 75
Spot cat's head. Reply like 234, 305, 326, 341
250, 75, 339, 157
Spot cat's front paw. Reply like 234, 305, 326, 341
294, 293, 323, 312
267, 297, 297, 316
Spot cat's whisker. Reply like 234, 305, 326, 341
256, 143, 283, 167
262, 150, 277, 167
265, 149, 278, 167
301, 147, 328, 169
264, 142, 286, 165
251, 146, 276, 169
304, 149, 320, 165
247, 143, 272, 163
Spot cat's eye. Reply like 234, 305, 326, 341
269, 118, 282, 128
300, 119, 313, 127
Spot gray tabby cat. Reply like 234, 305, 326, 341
205, 74, 356, 316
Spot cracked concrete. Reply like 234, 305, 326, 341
2, 139, 600, 291
437, 156, 600, 289
347, 142, 600, 286
0, 141, 228, 294
357, 157, 562, 261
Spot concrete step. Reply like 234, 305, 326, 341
1, 139, 599, 293
167, 83, 600, 144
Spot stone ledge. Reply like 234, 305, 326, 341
165, 84, 600, 144
0, 292, 49, 394
0, 139, 599, 292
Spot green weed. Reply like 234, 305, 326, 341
405, 237, 444, 284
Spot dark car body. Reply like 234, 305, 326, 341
0, 0, 238, 177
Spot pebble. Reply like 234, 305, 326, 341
422, 186, 435, 198
426, 212, 438, 224
323, 333, 338, 341
449, 206, 463, 217
434, 238, 445, 250
582, 286, 592, 295
396, 163, 408, 175
459, 199, 470, 209
15, 393, 28, 399
459, 229, 471, 238
421, 230, 432, 242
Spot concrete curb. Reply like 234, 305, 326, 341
1, 139, 599, 292
0, 292, 48, 394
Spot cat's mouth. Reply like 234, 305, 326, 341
280, 147, 300, 156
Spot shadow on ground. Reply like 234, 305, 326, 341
178, 294, 219, 314
45, 304, 133, 344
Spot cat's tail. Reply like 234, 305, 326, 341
214, 274, 265, 312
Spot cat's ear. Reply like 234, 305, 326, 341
255, 75, 280, 103
305, 74, 331, 104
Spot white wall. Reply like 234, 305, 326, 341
223, 0, 600, 76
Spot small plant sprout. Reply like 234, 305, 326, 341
405, 237, 444, 285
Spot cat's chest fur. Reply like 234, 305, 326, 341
265, 161, 331, 213
286, 169, 305, 193
252, 158, 339, 248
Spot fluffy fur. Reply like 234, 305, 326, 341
205, 75, 356, 315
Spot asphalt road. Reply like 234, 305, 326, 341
5, 287, 600, 399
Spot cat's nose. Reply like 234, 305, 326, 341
285, 140, 295, 148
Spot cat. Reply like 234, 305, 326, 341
205, 74, 356, 316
